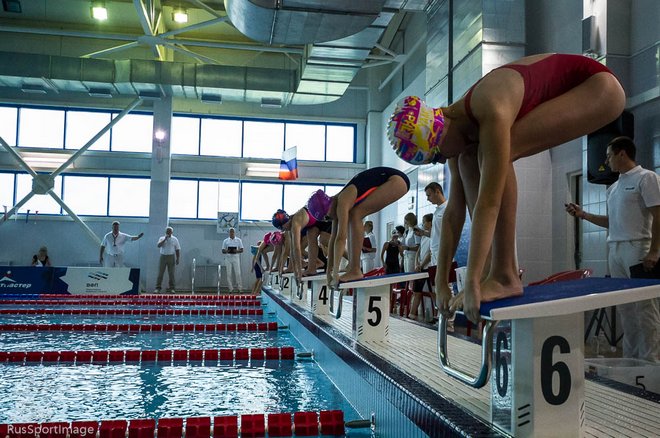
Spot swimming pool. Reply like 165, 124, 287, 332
0, 296, 375, 436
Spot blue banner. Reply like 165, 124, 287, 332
0, 266, 139, 295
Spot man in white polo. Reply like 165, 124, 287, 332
99, 221, 144, 267
222, 227, 244, 292
156, 226, 181, 293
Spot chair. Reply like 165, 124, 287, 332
528, 268, 593, 285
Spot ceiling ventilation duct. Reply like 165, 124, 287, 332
224, 0, 387, 45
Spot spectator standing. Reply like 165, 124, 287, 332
361, 220, 377, 274
155, 226, 180, 293
32, 246, 51, 267
401, 213, 421, 272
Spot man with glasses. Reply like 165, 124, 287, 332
99, 221, 144, 268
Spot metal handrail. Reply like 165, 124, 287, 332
437, 314, 499, 388
328, 287, 343, 319
217, 264, 222, 295
191, 258, 196, 294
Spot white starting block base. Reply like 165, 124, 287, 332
269, 272, 281, 290
302, 274, 329, 316
586, 357, 660, 394
281, 273, 295, 298
337, 272, 427, 343
439, 277, 660, 438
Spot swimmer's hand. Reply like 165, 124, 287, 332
462, 279, 482, 324
437, 283, 454, 317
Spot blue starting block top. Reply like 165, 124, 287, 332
338, 272, 427, 289
480, 277, 660, 321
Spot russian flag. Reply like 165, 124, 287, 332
279, 146, 298, 180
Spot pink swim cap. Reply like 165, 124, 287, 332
306, 189, 332, 221
387, 96, 446, 165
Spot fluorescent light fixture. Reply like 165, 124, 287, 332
22, 152, 70, 169
261, 97, 282, 108
2, 0, 21, 13
21, 83, 48, 94
201, 93, 222, 104
91, 2, 108, 20
88, 87, 113, 98
137, 90, 161, 100
172, 9, 188, 23
246, 163, 280, 177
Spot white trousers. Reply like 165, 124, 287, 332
608, 240, 660, 362
225, 254, 242, 292
403, 252, 416, 273
103, 253, 124, 268
361, 257, 375, 274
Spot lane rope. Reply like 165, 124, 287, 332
0, 322, 279, 333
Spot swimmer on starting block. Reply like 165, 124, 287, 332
306, 167, 410, 288
388, 53, 625, 322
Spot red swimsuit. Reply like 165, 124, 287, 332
464, 54, 614, 123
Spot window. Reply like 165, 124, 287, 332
111, 113, 153, 152
171, 116, 200, 155
109, 177, 150, 216
18, 108, 65, 149
243, 121, 284, 159
285, 123, 325, 161
15, 173, 63, 214
200, 118, 242, 157
284, 184, 323, 214
324, 185, 343, 197
241, 182, 282, 221
0, 173, 15, 209
62, 175, 109, 216
169, 179, 198, 218
65, 111, 111, 151
326, 125, 355, 162
0, 107, 18, 146
198, 180, 240, 219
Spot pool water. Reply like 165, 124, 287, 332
0, 302, 368, 434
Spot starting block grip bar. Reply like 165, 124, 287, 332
329, 288, 344, 319
437, 315, 498, 388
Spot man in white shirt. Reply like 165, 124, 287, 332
222, 227, 244, 292
156, 226, 181, 293
361, 220, 377, 274
566, 137, 660, 362
425, 182, 448, 325
99, 221, 143, 267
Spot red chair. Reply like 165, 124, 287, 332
528, 268, 593, 286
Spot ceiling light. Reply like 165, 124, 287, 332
21, 152, 70, 169
88, 87, 113, 98
172, 9, 188, 24
91, 2, 108, 21
201, 93, 222, 104
261, 97, 282, 108
21, 83, 48, 94
2, 0, 21, 13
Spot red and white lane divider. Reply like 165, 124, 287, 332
0, 299, 261, 307
0, 347, 296, 365
0, 308, 263, 316
0, 410, 346, 438
0, 322, 279, 333
39, 294, 259, 301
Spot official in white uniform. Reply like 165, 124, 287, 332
566, 137, 660, 362
99, 221, 143, 267
401, 213, 421, 272
156, 226, 181, 293
222, 227, 244, 292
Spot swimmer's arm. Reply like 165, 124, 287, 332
467, 115, 512, 285
332, 197, 351, 275
290, 214, 306, 278
437, 158, 466, 287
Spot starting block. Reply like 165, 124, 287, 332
280, 273, 295, 298
437, 277, 660, 437
269, 272, 281, 290
301, 274, 328, 315
331, 272, 427, 342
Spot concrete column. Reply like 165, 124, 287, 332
142, 97, 173, 292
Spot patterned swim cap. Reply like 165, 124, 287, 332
269, 231, 284, 246
271, 209, 290, 230
387, 96, 446, 165
306, 189, 332, 222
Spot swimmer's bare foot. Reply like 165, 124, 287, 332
302, 269, 318, 277
338, 269, 363, 283
480, 277, 523, 302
